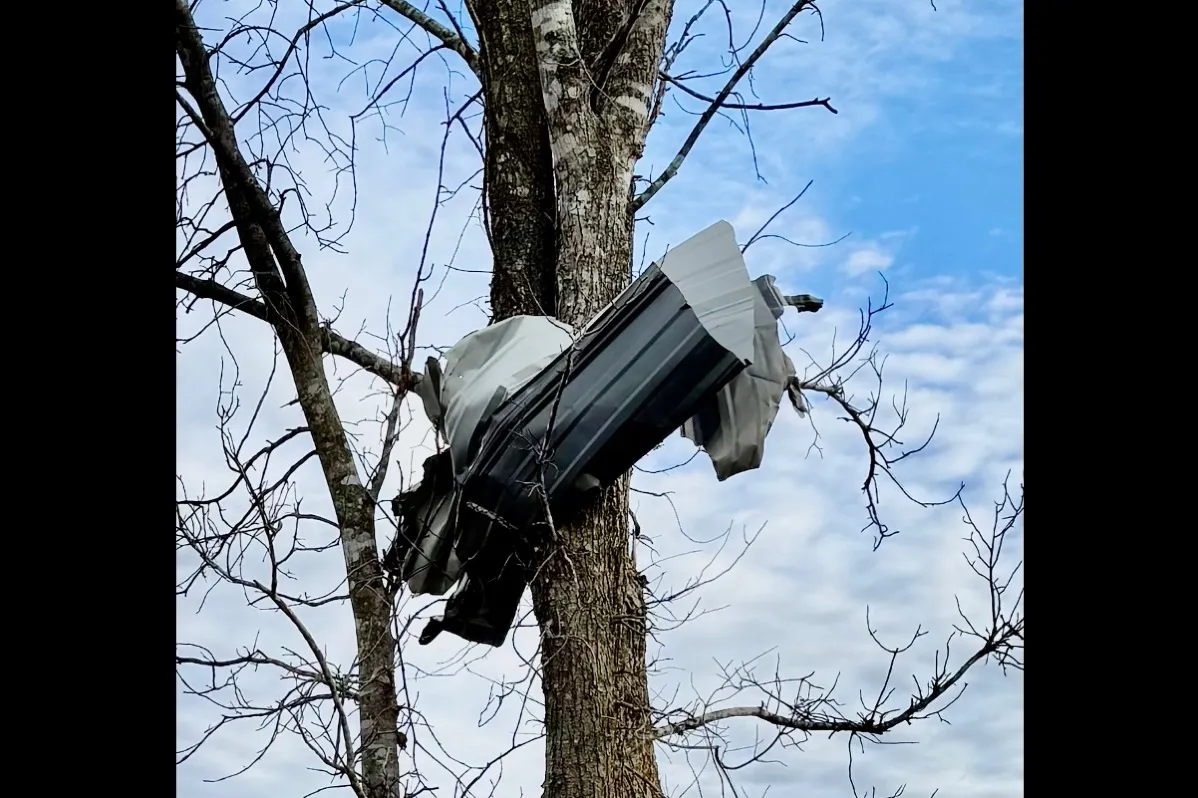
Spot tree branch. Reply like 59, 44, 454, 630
175, 271, 413, 389
659, 71, 837, 114
632, 0, 817, 212
589, 0, 651, 111
655, 623, 1007, 740
175, 0, 319, 332
231, 0, 369, 125
378, 0, 481, 77
176, 648, 362, 701
656, 483, 1024, 744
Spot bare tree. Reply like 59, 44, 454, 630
175, 2, 416, 794
176, 2, 1021, 798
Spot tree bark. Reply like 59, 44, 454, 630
474, 0, 560, 321
483, 2, 673, 796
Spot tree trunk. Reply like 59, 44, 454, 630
475, 0, 559, 321
483, 2, 673, 796
532, 477, 661, 798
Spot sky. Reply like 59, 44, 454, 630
176, 1, 1023, 796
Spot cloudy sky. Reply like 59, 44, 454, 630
176, 1, 1023, 796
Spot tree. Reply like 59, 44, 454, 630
175, 2, 1022, 797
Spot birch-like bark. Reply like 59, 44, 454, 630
175, 3, 402, 795
473, 0, 672, 792
487, 2, 674, 796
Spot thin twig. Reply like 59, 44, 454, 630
633, 1, 821, 211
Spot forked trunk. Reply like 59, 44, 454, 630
483, 2, 673, 794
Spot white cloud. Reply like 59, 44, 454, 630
840, 243, 895, 276
179, 272, 1024, 798
880, 227, 918, 241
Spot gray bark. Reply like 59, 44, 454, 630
473, 0, 560, 320
481, 2, 674, 795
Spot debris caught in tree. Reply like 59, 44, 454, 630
385, 221, 823, 646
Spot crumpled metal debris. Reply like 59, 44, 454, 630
384, 221, 822, 647
680, 274, 824, 480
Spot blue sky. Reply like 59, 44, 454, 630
177, 1, 1023, 796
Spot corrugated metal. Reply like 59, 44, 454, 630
384, 220, 823, 647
